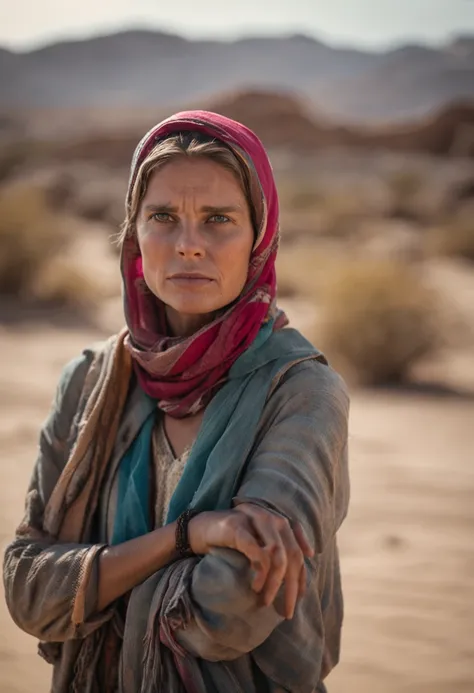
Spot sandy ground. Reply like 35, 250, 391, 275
0, 308, 473, 693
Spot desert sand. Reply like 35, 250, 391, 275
0, 298, 473, 693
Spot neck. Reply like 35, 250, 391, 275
165, 306, 215, 338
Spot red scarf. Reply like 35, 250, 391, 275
121, 111, 286, 417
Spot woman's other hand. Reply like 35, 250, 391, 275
188, 505, 314, 619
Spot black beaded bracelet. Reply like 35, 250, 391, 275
176, 508, 199, 558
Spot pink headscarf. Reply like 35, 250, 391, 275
121, 110, 286, 418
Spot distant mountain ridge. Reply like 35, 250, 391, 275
1, 30, 473, 123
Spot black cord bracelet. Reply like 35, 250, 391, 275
175, 508, 199, 558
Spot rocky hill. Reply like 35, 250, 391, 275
1, 30, 473, 123
3, 91, 472, 181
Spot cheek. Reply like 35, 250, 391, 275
137, 231, 169, 290
138, 226, 155, 253
138, 229, 167, 265
221, 235, 253, 291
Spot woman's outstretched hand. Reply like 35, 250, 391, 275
188, 504, 314, 619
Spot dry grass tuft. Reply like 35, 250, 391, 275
386, 169, 423, 220
320, 260, 437, 385
0, 182, 100, 309
0, 183, 67, 295
276, 245, 339, 298
30, 256, 104, 310
278, 177, 369, 241
426, 217, 474, 262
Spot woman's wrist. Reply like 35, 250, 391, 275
175, 509, 200, 558
188, 511, 214, 556
140, 522, 179, 570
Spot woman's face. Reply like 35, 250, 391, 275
136, 157, 255, 337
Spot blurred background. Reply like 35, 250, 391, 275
1, 1, 474, 692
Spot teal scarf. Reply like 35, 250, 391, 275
111, 325, 321, 545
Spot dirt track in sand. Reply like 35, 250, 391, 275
0, 319, 473, 693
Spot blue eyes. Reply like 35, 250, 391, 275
209, 214, 230, 224
150, 213, 231, 224
151, 212, 172, 222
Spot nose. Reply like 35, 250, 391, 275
175, 221, 205, 258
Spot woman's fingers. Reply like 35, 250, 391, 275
215, 513, 271, 590
298, 559, 307, 598
246, 514, 296, 616
278, 523, 304, 619
234, 503, 314, 558
232, 522, 271, 589
239, 506, 308, 619
261, 541, 287, 609
193, 511, 268, 585
237, 509, 286, 606
288, 521, 311, 605
207, 504, 311, 618
291, 520, 314, 557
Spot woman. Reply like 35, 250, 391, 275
3, 111, 350, 693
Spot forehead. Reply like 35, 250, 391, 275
143, 157, 245, 200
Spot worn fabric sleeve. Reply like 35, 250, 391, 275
2, 349, 114, 642
170, 360, 350, 682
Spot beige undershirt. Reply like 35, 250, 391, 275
105, 416, 190, 541
151, 416, 190, 528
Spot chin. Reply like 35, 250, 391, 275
168, 299, 224, 316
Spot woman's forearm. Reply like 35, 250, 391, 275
97, 522, 178, 611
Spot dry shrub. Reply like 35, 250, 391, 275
320, 261, 437, 385
0, 139, 54, 182
0, 182, 68, 295
277, 179, 323, 213
318, 192, 368, 239
426, 217, 474, 262
30, 256, 103, 310
388, 170, 422, 203
278, 179, 326, 241
279, 184, 369, 242
386, 170, 423, 220
276, 245, 338, 298
0, 182, 97, 309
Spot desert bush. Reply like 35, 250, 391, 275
276, 245, 338, 298
387, 169, 423, 220
388, 170, 422, 200
426, 217, 474, 262
30, 256, 104, 309
278, 178, 325, 240
285, 183, 324, 212
0, 182, 98, 309
279, 183, 368, 241
0, 182, 67, 295
0, 139, 57, 182
319, 192, 368, 239
320, 260, 437, 385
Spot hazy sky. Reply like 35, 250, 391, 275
1, 0, 473, 51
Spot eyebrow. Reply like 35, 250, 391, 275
143, 204, 244, 214
201, 205, 244, 214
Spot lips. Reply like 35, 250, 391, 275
169, 273, 213, 281
168, 273, 214, 287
